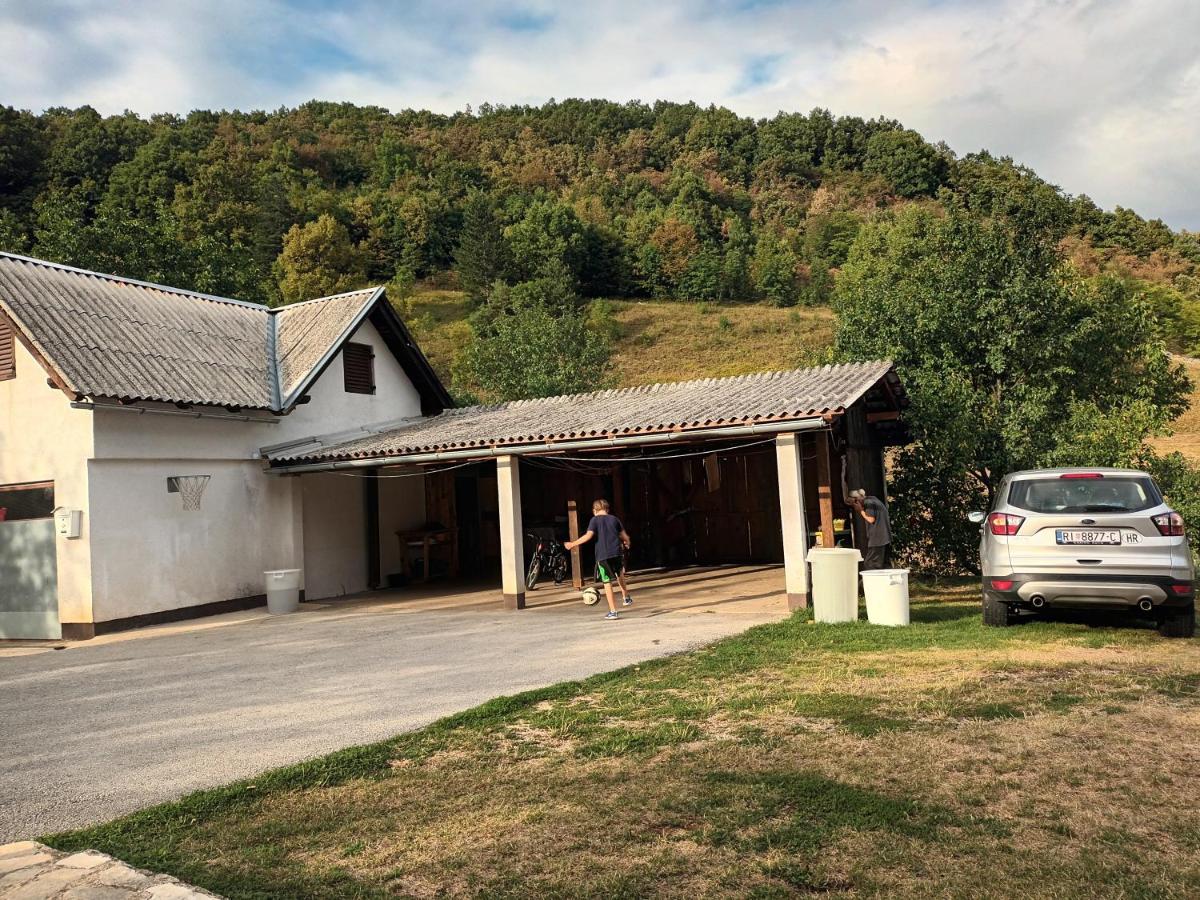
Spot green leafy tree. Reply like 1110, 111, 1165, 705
273, 213, 368, 304
863, 129, 947, 198
751, 232, 799, 306
504, 197, 586, 285
455, 277, 611, 402
835, 204, 1190, 572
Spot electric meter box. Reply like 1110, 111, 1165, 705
54, 507, 82, 539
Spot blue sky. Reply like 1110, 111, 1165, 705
2, 0, 1198, 229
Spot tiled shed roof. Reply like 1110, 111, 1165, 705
265, 361, 900, 465
0, 253, 423, 411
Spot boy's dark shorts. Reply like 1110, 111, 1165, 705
596, 557, 624, 583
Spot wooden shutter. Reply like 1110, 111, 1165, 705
343, 342, 375, 394
0, 317, 14, 381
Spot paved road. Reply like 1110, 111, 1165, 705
0, 566, 785, 840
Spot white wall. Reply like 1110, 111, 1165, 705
82, 316, 427, 621
88, 460, 302, 620
0, 340, 94, 625
378, 470, 427, 580
302, 473, 367, 600
284, 319, 424, 437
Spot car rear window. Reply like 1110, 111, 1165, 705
1007, 475, 1161, 514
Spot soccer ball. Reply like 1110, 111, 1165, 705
581, 586, 600, 606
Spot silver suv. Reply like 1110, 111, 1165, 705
970, 468, 1195, 637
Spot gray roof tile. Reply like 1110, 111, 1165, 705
0, 253, 383, 410
266, 361, 898, 463
275, 289, 379, 403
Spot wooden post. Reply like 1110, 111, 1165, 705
815, 432, 835, 548
567, 499, 582, 589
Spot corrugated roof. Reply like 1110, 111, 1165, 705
275, 288, 380, 403
265, 361, 899, 464
0, 252, 394, 411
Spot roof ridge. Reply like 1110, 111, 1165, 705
0, 250, 268, 310
269, 285, 383, 312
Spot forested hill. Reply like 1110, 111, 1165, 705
2, 98, 1199, 350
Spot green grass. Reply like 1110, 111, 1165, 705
45, 585, 1200, 898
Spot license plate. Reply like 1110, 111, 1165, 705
1055, 529, 1122, 545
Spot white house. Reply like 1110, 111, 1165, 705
0, 252, 450, 639
1, 251, 907, 641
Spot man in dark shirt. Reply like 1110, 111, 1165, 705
565, 498, 632, 619
849, 488, 892, 570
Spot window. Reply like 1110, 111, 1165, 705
0, 482, 54, 522
1007, 475, 1160, 514
0, 317, 14, 381
343, 342, 375, 394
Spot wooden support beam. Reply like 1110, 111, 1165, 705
567, 499, 582, 589
866, 410, 900, 423
815, 432, 835, 548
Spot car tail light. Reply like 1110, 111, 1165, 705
1170, 583, 1193, 595
1152, 511, 1185, 536
988, 513, 1024, 536
1061, 472, 1104, 479
990, 578, 1014, 591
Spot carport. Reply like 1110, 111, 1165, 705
260, 361, 907, 610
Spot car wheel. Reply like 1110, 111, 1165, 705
1157, 604, 1196, 639
982, 594, 1014, 627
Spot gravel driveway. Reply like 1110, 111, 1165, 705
0, 566, 785, 840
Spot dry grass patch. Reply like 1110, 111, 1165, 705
48, 587, 1200, 899
1151, 354, 1200, 463
399, 288, 837, 393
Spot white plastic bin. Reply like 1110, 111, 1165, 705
806, 547, 861, 623
264, 568, 302, 615
861, 568, 910, 626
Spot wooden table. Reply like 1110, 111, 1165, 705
396, 527, 459, 583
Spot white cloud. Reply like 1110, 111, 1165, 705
0, 0, 1197, 227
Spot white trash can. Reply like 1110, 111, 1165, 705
264, 568, 302, 615
861, 568, 911, 626
806, 547, 862, 623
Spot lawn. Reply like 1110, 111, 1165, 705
44, 581, 1200, 899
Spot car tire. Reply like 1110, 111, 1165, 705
1157, 604, 1196, 639
982, 594, 1014, 627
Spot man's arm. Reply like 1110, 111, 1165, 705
851, 498, 877, 525
565, 530, 594, 551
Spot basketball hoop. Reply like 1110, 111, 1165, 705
167, 475, 211, 511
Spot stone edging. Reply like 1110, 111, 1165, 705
0, 841, 223, 899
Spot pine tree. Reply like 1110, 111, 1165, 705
454, 193, 510, 303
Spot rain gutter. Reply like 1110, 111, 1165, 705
268, 416, 828, 475
71, 401, 281, 424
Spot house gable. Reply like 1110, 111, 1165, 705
0, 252, 452, 417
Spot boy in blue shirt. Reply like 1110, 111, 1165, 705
565, 498, 633, 619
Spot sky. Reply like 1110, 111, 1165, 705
2, 0, 1198, 230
